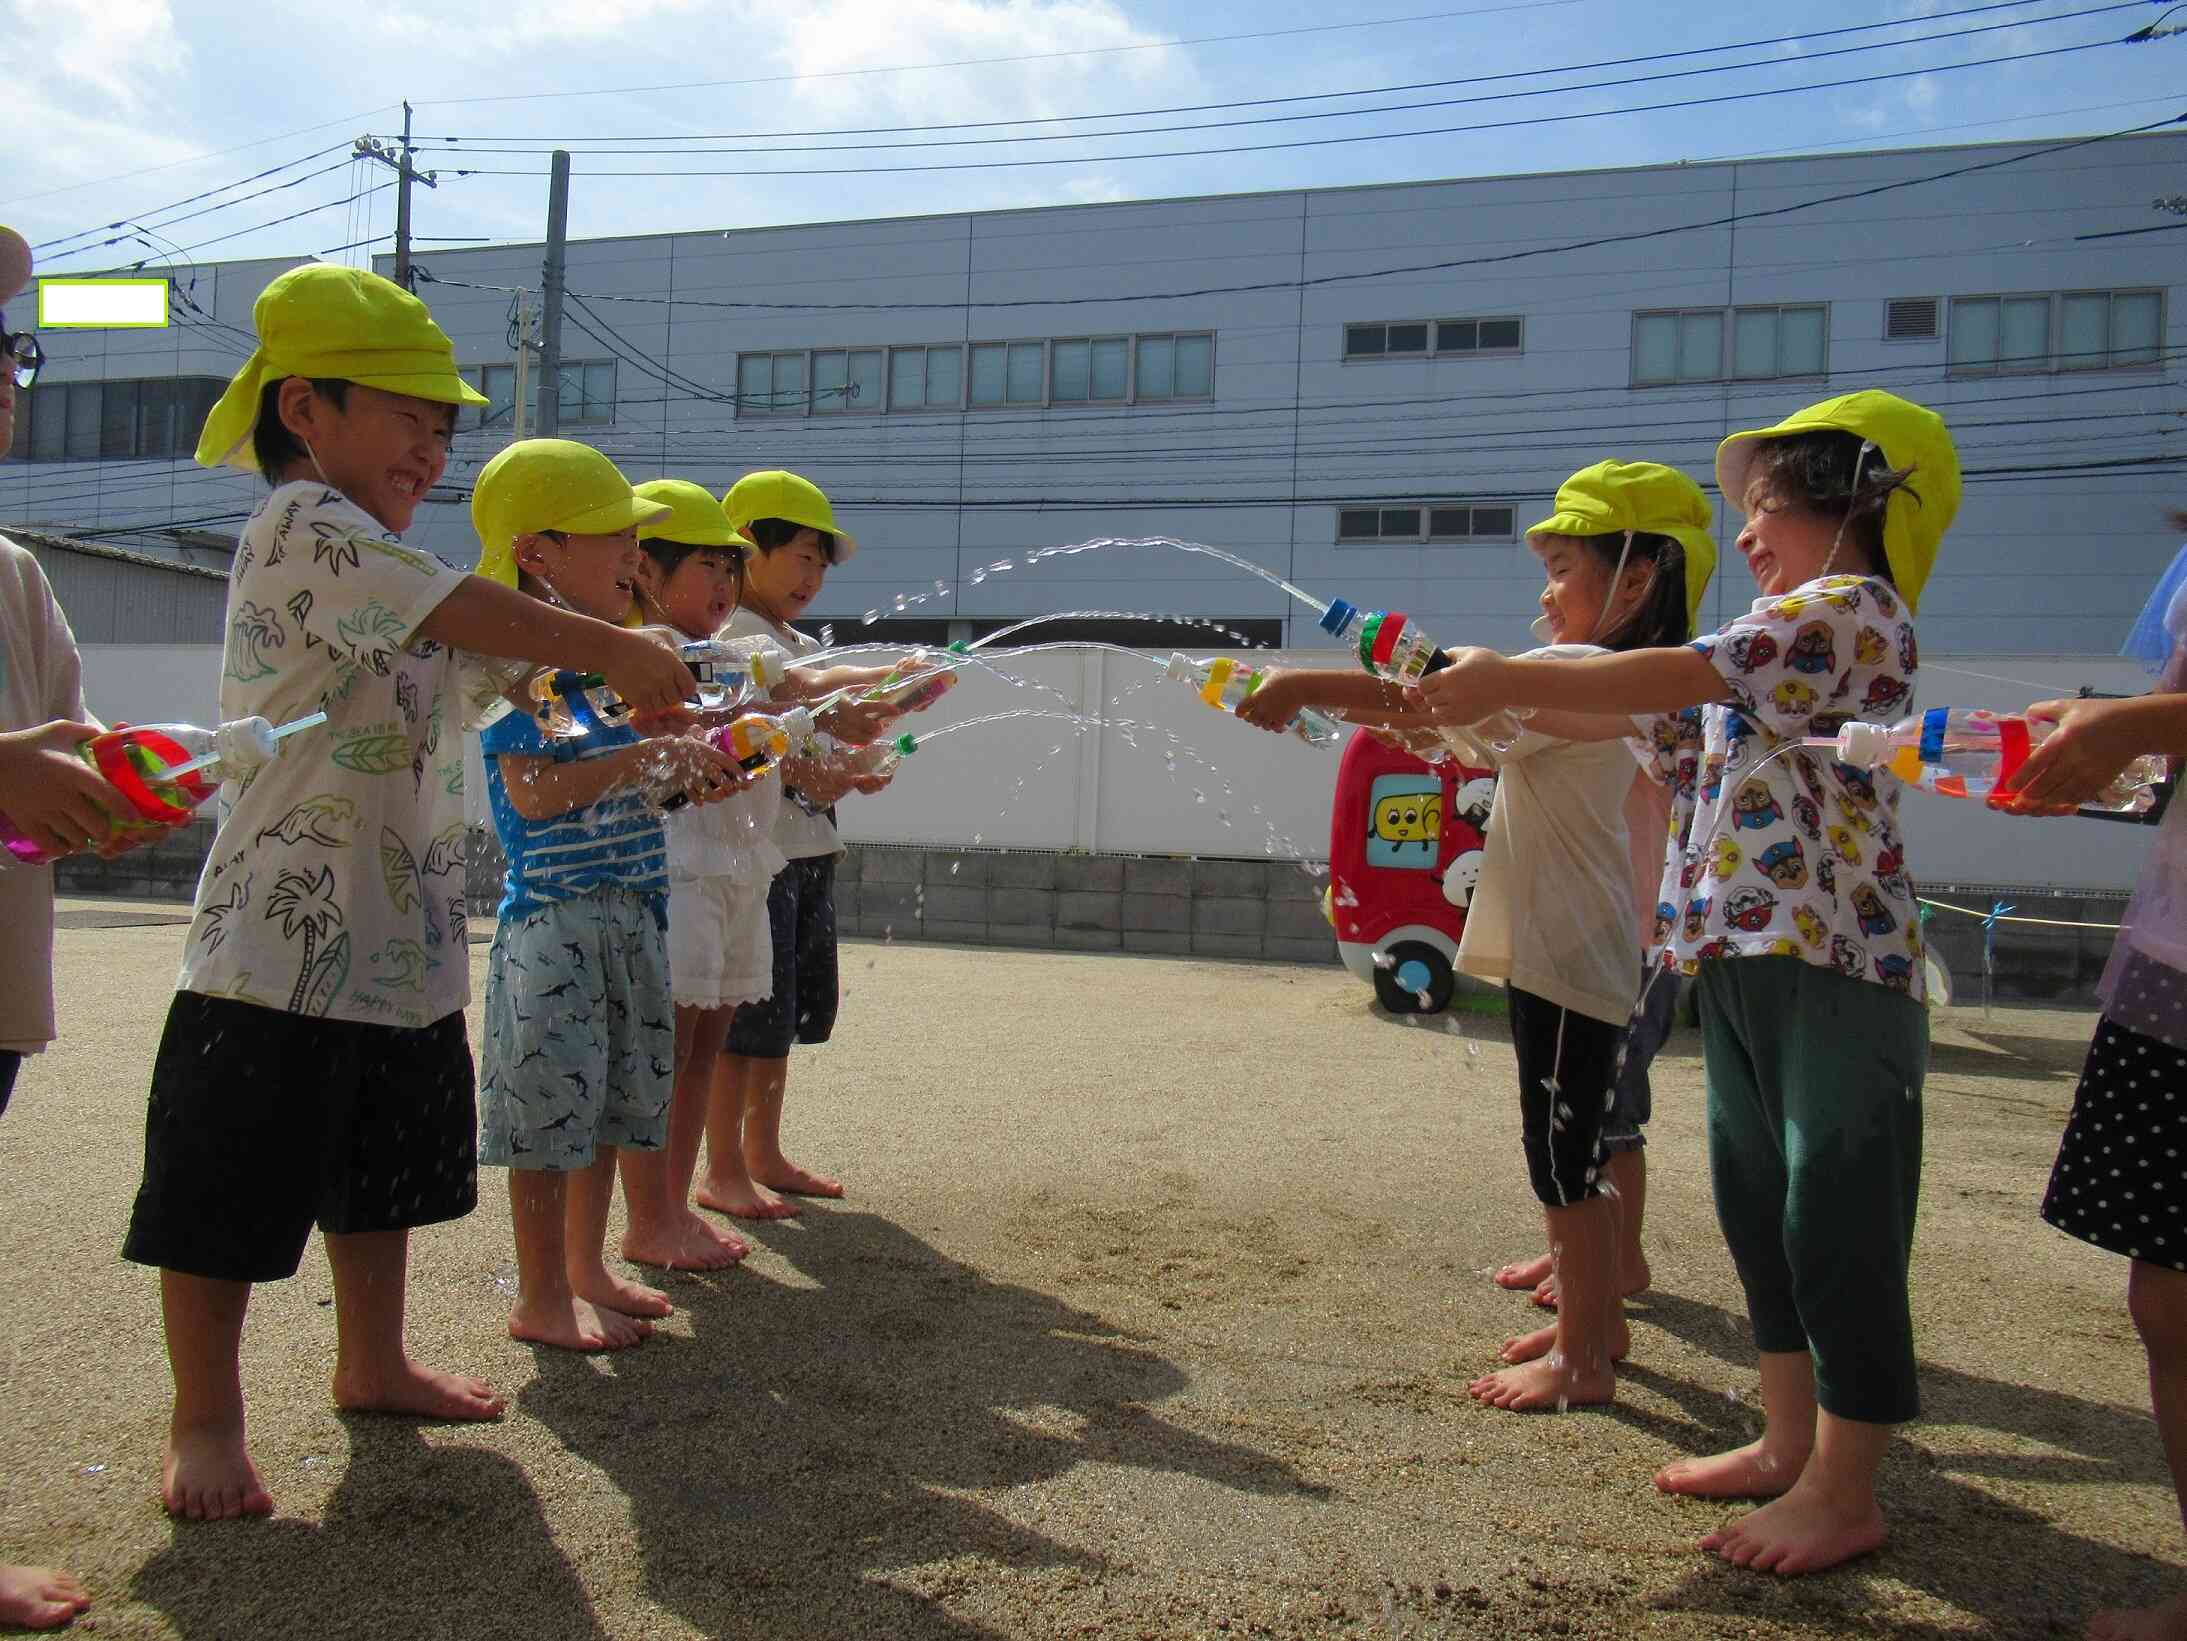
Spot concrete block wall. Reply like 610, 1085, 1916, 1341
51, 823, 2138, 1006
838, 844, 1341, 965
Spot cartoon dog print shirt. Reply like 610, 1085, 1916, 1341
176, 481, 527, 1029
1630, 575, 1925, 1001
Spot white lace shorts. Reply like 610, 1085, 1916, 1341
666, 875, 775, 1011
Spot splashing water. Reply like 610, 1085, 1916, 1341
1002, 535, 1332, 617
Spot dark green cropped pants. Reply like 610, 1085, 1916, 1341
1695, 955, 1928, 1424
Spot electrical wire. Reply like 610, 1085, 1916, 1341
408, 3, 2143, 159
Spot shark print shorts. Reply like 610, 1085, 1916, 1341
479, 887, 674, 1171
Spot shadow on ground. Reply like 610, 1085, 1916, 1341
1609, 1289, 2175, 1638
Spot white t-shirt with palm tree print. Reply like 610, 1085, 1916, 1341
176, 481, 519, 1030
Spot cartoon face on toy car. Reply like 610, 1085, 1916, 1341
1373, 791, 1442, 851
1441, 848, 1485, 909
1733, 780, 1784, 831
1723, 884, 1779, 932
1757, 838, 1808, 889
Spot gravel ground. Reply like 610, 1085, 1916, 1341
0, 901, 2175, 1639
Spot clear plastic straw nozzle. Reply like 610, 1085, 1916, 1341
163, 710, 330, 780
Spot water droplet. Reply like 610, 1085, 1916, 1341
972, 832, 983, 845
933, 579, 947, 596
77, 1464, 106, 1476
1194, 790, 1207, 804
950, 861, 961, 875
863, 609, 881, 625
972, 569, 987, 585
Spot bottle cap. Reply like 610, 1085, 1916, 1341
893, 732, 918, 756
1836, 721, 1887, 766
1319, 599, 1356, 636
222, 716, 282, 771
1163, 652, 1193, 681
781, 706, 817, 743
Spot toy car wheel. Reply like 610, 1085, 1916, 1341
1374, 941, 1455, 1015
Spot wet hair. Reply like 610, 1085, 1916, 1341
638, 537, 746, 582
1562, 529, 1693, 650
1745, 428, 1918, 582
745, 515, 841, 565
251, 376, 351, 481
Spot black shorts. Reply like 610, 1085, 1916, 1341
1603, 967, 1681, 1154
1507, 986, 1627, 1209
122, 992, 479, 1283
724, 856, 839, 1059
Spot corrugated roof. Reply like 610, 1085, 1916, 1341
0, 526, 228, 581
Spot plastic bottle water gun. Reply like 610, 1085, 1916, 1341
1318, 600, 1452, 683
710, 705, 819, 777
860, 651, 957, 712
1165, 652, 1343, 747
861, 732, 919, 779
1811, 707, 2167, 813
2, 711, 329, 864
531, 641, 796, 738
678, 639, 790, 705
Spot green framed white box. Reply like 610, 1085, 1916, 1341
37, 278, 171, 329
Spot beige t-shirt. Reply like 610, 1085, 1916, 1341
0, 537, 89, 1055
1440, 644, 1642, 1027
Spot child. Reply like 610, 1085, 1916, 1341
624, 477, 779, 1268
1245, 461, 1715, 1412
1415, 390, 1957, 1576
469, 442, 748, 1348
704, 471, 901, 1219
121, 266, 698, 1520
0, 234, 100, 1627
1995, 539, 2187, 1639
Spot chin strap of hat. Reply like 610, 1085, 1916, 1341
1816, 440, 1879, 584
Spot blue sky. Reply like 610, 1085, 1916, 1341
5, 0, 2182, 273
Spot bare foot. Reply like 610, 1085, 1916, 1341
508, 1295, 653, 1352
332, 1356, 506, 1421
162, 1421, 274, 1521
1501, 1314, 1631, 1366
1468, 1352, 1615, 1411
2090, 1592, 2187, 1641
1493, 1252, 1553, 1292
0, 1565, 90, 1630
696, 1174, 801, 1220
571, 1263, 673, 1320
1700, 1478, 1888, 1575
621, 1211, 750, 1271
1532, 1256, 1653, 1310
751, 1159, 843, 1199
1655, 1438, 1807, 1499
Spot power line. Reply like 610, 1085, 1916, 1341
31, 150, 355, 256
418, 115, 2183, 320
0, 109, 396, 211
441, 36, 2150, 178
408, 3, 2142, 158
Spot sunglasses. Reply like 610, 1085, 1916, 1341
2, 327, 42, 389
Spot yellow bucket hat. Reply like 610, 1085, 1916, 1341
723, 469, 858, 562
635, 478, 745, 550
1528, 459, 1717, 639
471, 439, 670, 594
1716, 389, 1960, 615
194, 264, 488, 473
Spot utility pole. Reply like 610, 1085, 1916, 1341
536, 150, 570, 438
353, 102, 435, 288
512, 289, 537, 442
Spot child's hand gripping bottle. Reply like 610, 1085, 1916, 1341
862, 651, 957, 712
677, 639, 790, 708
1811, 707, 2167, 813
1164, 653, 1343, 747
860, 733, 919, 779
528, 670, 631, 739
1317, 600, 1452, 684
1, 711, 329, 864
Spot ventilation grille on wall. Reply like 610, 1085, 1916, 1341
1885, 297, 1940, 340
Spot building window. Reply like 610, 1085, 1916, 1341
472, 359, 615, 429
736, 351, 808, 414
738, 332, 1214, 414
888, 345, 963, 410
1949, 289, 2162, 376
1633, 305, 1826, 386
1050, 336, 1129, 402
1337, 502, 1517, 543
1346, 317, 1522, 359
1135, 333, 1213, 400
16, 375, 227, 462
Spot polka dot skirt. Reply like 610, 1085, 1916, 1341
2042, 1018, 2187, 1272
